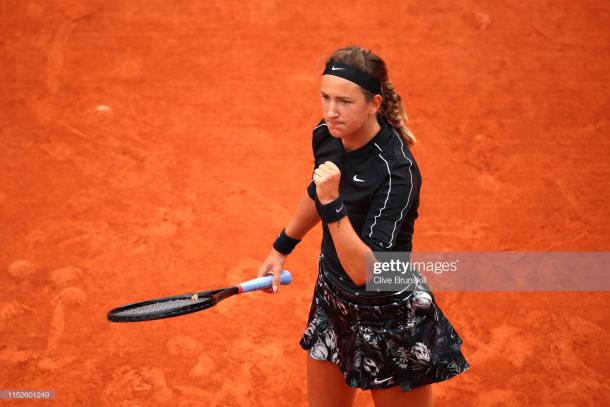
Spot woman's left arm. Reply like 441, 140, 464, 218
325, 216, 373, 286
314, 159, 419, 287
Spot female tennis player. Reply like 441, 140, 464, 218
257, 45, 470, 407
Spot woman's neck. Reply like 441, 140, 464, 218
341, 117, 381, 152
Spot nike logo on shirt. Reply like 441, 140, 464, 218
331, 66, 345, 71
353, 175, 365, 183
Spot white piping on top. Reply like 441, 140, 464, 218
368, 135, 414, 248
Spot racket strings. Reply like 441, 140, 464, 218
113, 296, 214, 317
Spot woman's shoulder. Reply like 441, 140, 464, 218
312, 119, 331, 139
312, 118, 327, 133
373, 131, 422, 186
311, 119, 337, 155
380, 131, 419, 169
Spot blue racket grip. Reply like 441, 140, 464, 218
238, 270, 292, 293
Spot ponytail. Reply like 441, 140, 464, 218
379, 80, 416, 146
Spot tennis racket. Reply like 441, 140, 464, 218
107, 270, 292, 322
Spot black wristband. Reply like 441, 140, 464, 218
318, 197, 347, 224
273, 228, 301, 255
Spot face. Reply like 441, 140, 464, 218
320, 75, 380, 138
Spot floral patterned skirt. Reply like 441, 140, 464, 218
299, 267, 471, 392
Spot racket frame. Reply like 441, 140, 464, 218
107, 287, 236, 322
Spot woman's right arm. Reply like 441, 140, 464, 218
285, 189, 321, 240
257, 190, 320, 293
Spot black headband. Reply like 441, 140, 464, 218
322, 61, 383, 96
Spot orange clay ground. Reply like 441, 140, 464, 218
1, 1, 609, 406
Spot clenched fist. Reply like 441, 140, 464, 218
313, 161, 341, 204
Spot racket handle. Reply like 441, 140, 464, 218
238, 270, 292, 293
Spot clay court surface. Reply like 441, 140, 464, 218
1, 1, 609, 406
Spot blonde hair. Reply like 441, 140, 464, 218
325, 45, 417, 146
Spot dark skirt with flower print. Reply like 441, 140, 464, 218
299, 267, 471, 392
